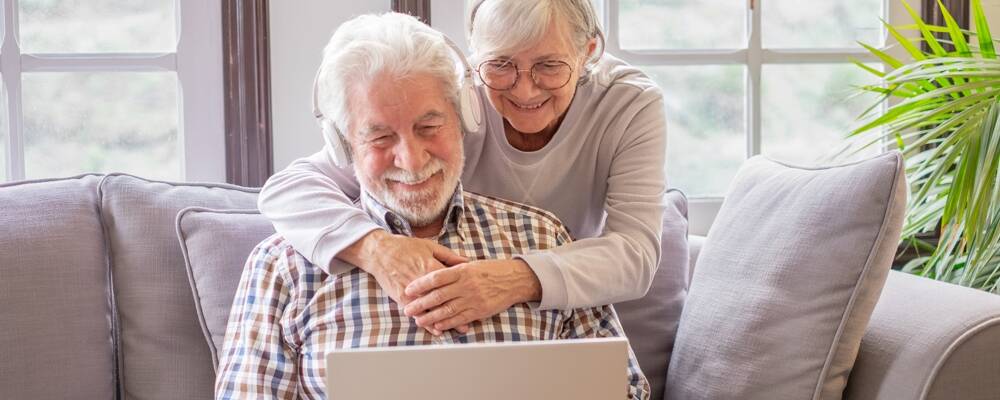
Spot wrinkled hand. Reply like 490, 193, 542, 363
341, 230, 467, 311
402, 259, 542, 334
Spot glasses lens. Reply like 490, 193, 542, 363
478, 60, 517, 90
531, 61, 572, 89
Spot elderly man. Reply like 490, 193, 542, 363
215, 12, 649, 400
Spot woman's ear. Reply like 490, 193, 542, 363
585, 37, 597, 58
580, 37, 598, 67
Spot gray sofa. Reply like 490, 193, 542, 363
2, 173, 999, 399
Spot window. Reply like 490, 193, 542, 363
593, 0, 912, 233
0, 0, 224, 183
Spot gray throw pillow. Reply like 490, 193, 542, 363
665, 151, 907, 400
614, 188, 689, 400
99, 174, 258, 400
176, 207, 275, 369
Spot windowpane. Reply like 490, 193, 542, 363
22, 72, 180, 180
763, 0, 883, 48
18, 0, 177, 53
643, 65, 746, 197
619, 0, 745, 50
761, 63, 882, 165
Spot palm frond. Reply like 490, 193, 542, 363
852, 0, 1000, 293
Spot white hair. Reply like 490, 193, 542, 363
317, 12, 461, 136
466, 0, 605, 68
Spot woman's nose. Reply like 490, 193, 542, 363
509, 70, 542, 98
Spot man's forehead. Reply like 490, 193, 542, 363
360, 110, 447, 135
348, 74, 454, 134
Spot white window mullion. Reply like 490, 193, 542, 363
761, 50, 878, 64
20, 53, 176, 72
604, 0, 621, 56
747, 0, 762, 158
1, 0, 23, 181
176, 0, 224, 182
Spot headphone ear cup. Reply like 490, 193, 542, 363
321, 119, 353, 168
459, 81, 482, 134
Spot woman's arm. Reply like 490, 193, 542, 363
521, 93, 667, 309
257, 144, 382, 275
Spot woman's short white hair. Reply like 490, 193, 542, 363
317, 12, 461, 136
466, 0, 605, 68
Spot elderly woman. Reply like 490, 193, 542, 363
259, 0, 672, 334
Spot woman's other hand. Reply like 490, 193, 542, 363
402, 259, 543, 334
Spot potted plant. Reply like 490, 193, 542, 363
850, 0, 1000, 293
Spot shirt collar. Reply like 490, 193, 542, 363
360, 182, 466, 240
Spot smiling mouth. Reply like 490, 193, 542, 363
388, 171, 440, 188
509, 98, 548, 111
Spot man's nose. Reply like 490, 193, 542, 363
394, 136, 430, 172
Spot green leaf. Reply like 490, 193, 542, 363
886, 19, 927, 61
852, 58, 886, 77
860, 41, 904, 69
903, 0, 948, 56
938, 0, 972, 56
973, 0, 996, 58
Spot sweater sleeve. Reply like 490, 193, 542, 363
257, 144, 383, 275
519, 88, 667, 310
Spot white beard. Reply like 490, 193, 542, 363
360, 154, 463, 228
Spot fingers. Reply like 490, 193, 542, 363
414, 300, 466, 329
433, 311, 477, 333
403, 282, 458, 317
429, 242, 468, 266
404, 267, 461, 298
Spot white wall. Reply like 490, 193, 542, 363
268, 1, 470, 170
984, 0, 1000, 27
268, 1, 391, 170
431, 0, 469, 53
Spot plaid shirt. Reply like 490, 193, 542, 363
215, 185, 650, 399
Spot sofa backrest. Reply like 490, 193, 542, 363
98, 174, 258, 400
0, 175, 116, 400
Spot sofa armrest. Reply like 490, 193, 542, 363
845, 271, 1000, 400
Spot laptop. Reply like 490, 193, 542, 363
326, 337, 628, 400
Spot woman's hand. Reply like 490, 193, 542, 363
338, 230, 468, 308
402, 259, 543, 333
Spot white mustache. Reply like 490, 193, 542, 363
381, 158, 444, 185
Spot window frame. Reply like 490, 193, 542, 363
597, 0, 917, 234
0, 0, 225, 183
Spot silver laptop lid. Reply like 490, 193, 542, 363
326, 337, 627, 400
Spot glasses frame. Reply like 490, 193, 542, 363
475, 59, 575, 91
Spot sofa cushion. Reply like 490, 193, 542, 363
99, 174, 258, 400
0, 174, 115, 400
614, 188, 689, 400
665, 151, 907, 400
176, 207, 275, 369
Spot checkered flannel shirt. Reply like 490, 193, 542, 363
215, 185, 650, 399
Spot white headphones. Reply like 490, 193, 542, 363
311, 35, 483, 168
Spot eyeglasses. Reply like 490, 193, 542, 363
476, 59, 574, 91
